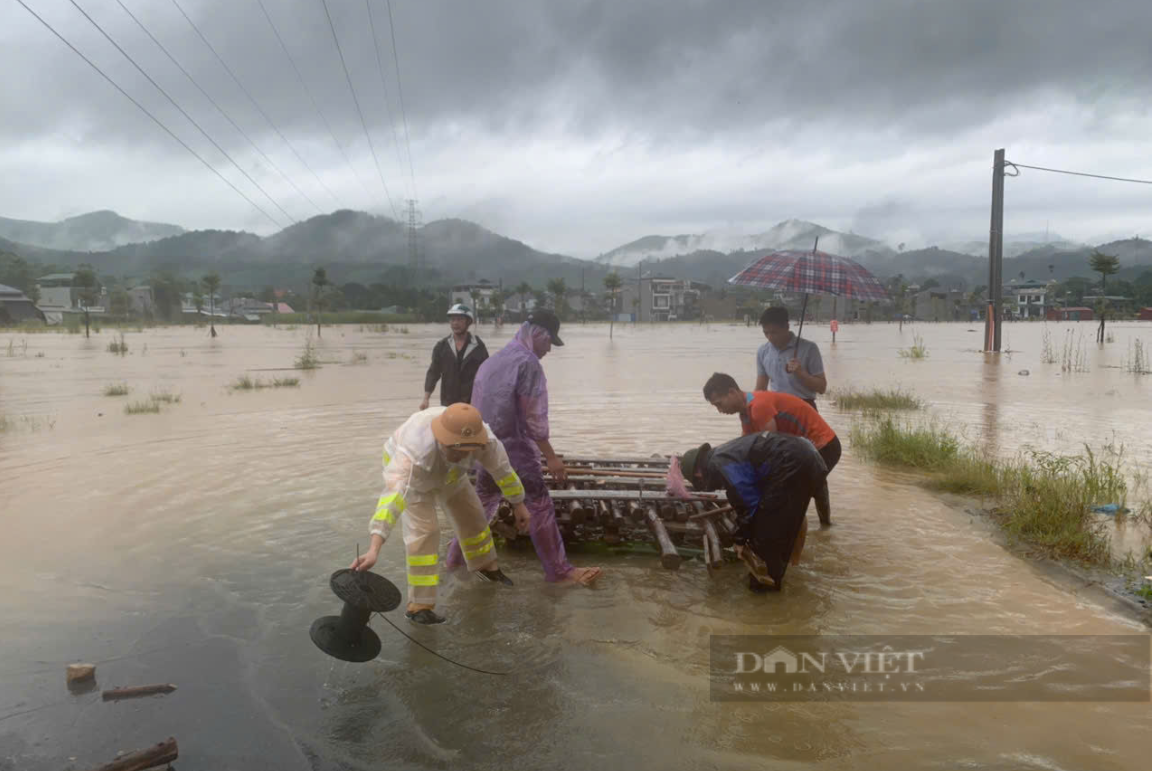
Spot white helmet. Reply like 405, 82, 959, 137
447, 303, 475, 322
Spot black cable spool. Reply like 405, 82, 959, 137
310, 569, 401, 663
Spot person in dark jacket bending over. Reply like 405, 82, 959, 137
670, 432, 828, 593
421, 303, 489, 409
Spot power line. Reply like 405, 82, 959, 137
365, 0, 409, 201
254, 0, 375, 204
318, 0, 398, 218
64, 0, 295, 225
384, 0, 417, 201
1006, 161, 1152, 186
169, 0, 343, 209
12, 0, 282, 228
114, 0, 322, 217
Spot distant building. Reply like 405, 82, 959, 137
1047, 306, 1094, 321
617, 276, 709, 322
912, 289, 969, 321
449, 280, 497, 311
37, 273, 77, 309
1004, 278, 1049, 319
502, 293, 538, 319
0, 283, 46, 325
1139, 307, 1152, 322
128, 286, 154, 315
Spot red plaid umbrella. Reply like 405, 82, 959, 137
727, 240, 888, 349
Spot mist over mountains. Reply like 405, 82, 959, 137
3, 209, 1151, 294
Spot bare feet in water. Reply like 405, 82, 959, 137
559, 566, 602, 586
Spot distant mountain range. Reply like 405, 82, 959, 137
597, 219, 893, 267
3, 209, 1151, 295
0, 210, 184, 252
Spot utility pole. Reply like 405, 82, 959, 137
580, 269, 585, 324
984, 148, 1005, 352
406, 199, 421, 285
637, 261, 642, 324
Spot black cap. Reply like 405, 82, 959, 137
526, 308, 564, 346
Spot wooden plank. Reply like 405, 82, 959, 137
703, 521, 723, 569
645, 506, 682, 570
81, 737, 178, 771
101, 684, 176, 702
548, 489, 723, 502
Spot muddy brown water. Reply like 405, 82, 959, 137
2, 320, 1151, 770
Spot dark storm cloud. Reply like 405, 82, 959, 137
1, 0, 1151, 248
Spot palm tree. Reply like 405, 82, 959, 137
546, 278, 568, 318
201, 272, 221, 338
73, 264, 100, 338
603, 271, 622, 339
1089, 250, 1119, 342
311, 267, 328, 337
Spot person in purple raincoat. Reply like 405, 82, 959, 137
446, 309, 602, 586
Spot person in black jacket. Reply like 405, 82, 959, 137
674, 432, 828, 593
421, 303, 489, 409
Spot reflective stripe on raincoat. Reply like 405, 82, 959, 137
369, 406, 526, 541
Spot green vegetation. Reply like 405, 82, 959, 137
851, 415, 1131, 564
1061, 330, 1089, 373
1040, 326, 1057, 365
898, 332, 928, 359
106, 332, 129, 355
103, 383, 130, 397
832, 387, 923, 411
849, 416, 959, 470
149, 390, 181, 404
294, 339, 319, 370
230, 374, 301, 390
1126, 339, 1149, 375
125, 400, 161, 415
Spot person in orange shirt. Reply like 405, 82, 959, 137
703, 372, 840, 526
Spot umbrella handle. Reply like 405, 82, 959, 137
793, 293, 809, 356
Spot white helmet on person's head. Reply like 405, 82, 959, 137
446, 303, 475, 323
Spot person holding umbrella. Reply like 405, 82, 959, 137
729, 242, 889, 412
755, 306, 826, 411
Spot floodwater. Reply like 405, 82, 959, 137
1, 319, 1151, 770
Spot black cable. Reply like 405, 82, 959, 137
365, 0, 409, 200
254, 0, 375, 202
114, 0, 322, 217
12, 0, 283, 228
64, 0, 295, 225
372, 612, 510, 676
319, 0, 399, 217
384, 0, 418, 201
169, 0, 344, 209
1006, 161, 1152, 186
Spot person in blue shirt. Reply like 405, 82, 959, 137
755, 307, 827, 411
674, 432, 828, 592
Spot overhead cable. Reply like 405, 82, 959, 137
12, 0, 283, 228
170, 0, 343, 208
114, 0, 322, 216
319, 0, 398, 217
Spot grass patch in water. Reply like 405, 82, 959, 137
849, 415, 959, 470
294, 339, 319, 370
103, 383, 130, 397
832, 387, 923, 411
106, 332, 129, 355
125, 400, 161, 415
851, 414, 1127, 564
898, 332, 929, 359
149, 390, 182, 404
348, 351, 369, 365
231, 374, 301, 390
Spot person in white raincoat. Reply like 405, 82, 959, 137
350, 403, 532, 625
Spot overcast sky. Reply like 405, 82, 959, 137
2, 0, 1151, 257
